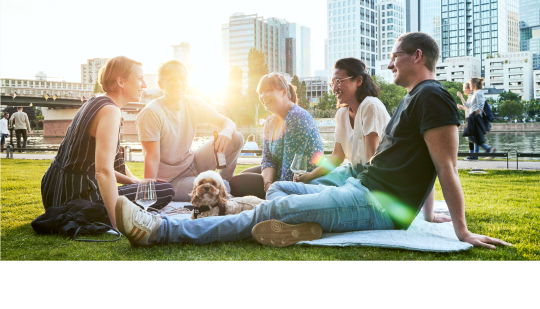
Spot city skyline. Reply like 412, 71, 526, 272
0, 0, 328, 95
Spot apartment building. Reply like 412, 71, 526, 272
299, 76, 329, 104
484, 51, 534, 100
533, 69, 540, 100
81, 58, 108, 84
435, 56, 482, 82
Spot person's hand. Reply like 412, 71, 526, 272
427, 213, 452, 223
457, 105, 465, 110
475, 109, 481, 115
212, 134, 231, 153
457, 91, 463, 99
460, 231, 511, 250
294, 172, 312, 183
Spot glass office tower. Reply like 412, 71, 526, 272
419, 0, 442, 50
327, 0, 379, 75
520, 0, 540, 68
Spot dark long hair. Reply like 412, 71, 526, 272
333, 57, 380, 108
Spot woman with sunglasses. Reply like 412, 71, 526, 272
295, 57, 389, 187
229, 72, 323, 199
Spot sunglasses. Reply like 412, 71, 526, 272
265, 72, 288, 90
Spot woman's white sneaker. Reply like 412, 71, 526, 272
115, 196, 162, 246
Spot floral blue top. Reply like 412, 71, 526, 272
262, 104, 324, 181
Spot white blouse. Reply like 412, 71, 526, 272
334, 96, 390, 166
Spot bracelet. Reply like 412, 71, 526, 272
264, 181, 273, 191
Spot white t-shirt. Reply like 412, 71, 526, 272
0, 118, 9, 135
334, 96, 390, 166
243, 141, 259, 150
136, 95, 223, 182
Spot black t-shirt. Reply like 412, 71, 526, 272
358, 80, 460, 229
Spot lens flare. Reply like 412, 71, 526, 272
371, 191, 417, 228
310, 151, 324, 166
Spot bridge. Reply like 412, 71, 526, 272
0, 95, 147, 110
1, 94, 148, 143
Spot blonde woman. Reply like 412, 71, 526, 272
40, 56, 174, 229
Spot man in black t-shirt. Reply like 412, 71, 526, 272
358, 32, 508, 249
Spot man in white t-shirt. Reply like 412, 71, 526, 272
136, 60, 243, 201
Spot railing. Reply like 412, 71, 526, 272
4, 147, 539, 170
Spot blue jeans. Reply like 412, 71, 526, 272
309, 164, 359, 187
156, 177, 394, 244
474, 143, 491, 153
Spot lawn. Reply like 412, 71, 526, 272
1, 159, 539, 260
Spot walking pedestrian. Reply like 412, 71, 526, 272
465, 78, 496, 159
1, 112, 10, 151
9, 107, 31, 153
456, 82, 476, 160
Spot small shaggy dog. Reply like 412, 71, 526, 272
189, 170, 264, 219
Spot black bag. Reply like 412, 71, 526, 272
31, 199, 121, 242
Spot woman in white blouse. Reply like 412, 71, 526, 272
296, 57, 390, 186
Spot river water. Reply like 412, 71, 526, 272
22, 131, 540, 159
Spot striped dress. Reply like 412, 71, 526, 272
41, 96, 174, 209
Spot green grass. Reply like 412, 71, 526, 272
1, 159, 539, 260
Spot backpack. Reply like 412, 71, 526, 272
483, 100, 494, 122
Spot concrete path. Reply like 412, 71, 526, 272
4, 152, 539, 170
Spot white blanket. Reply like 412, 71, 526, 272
297, 201, 473, 252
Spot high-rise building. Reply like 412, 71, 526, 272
221, 12, 311, 88
81, 58, 108, 84
378, 0, 406, 62
406, 0, 419, 32
520, 0, 540, 68
327, 0, 379, 76
419, 0, 442, 50
221, 23, 230, 73
171, 42, 191, 65
440, 0, 520, 75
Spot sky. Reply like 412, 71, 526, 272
0, 0, 328, 95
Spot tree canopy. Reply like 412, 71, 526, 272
372, 75, 407, 116
246, 48, 269, 125
93, 80, 103, 94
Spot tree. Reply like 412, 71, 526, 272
440, 80, 467, 120
498, 90, 521, 103
224, 66, 244, 123
523, 99, 540, 118
372, 75, 407, 116
247, 48, 269, 126
298, 80, 309, 109
94, 80, 103, 94
290, 76, 308, 109
319, 89, 337, 110
498, 100, 524, 119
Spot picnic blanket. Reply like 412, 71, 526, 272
297, 201, 473, 252
159, 201, 473, 252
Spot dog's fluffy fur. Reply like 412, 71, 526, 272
189, 170, 264, 219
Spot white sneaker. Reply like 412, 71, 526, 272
115, 196, 162, 246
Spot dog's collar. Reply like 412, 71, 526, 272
192, 204, 226, 219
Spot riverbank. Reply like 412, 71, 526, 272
5, 153, 540, 170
